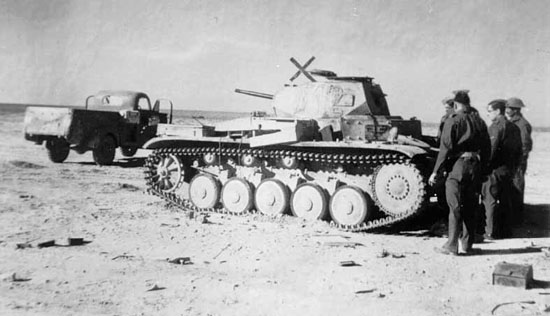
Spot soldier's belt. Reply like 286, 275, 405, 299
460, 152, 480, 161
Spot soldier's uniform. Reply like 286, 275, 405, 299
506, 98, 533, 224
433, 98, 490, 254
481, 114, 522, 238
436, 96, 455, 145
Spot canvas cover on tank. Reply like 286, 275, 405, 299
272, 81, 367, 118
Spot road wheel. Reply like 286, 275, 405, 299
189, 174, 220, 209
254, 179, 289, 216
329, 185, 371, 226
291, 183, 327, 220
46, 138, 70, 163
221, 178, 253, 214
93, 135, 116, 165
120, 146, 138, 157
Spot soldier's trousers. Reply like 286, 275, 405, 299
444, 157, 480, 252
481, 172, 513, 238
511, 161, 527, 224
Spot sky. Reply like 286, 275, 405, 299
0, 0, 549, 126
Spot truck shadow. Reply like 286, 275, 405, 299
71, 157, 147, 168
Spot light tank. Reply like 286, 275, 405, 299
143, 57, 438, 231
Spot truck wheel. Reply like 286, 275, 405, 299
93, 135, 116, 165
120, 147, 138, 157
46, 138, 70, 163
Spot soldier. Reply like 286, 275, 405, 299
481, 100, 522, 239
433, 96, 455, 212
437, 96, 455, 144
428, 90, 491, 255
505, 97, 532, 224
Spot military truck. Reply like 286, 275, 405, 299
24, 90, 173, 165
142, 57, 438, 231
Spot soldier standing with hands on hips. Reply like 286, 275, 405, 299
428, 90, 491, 255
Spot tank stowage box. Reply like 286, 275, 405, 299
492, 262, 533, 289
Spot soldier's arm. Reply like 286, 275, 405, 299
479, 122, 491, 176
488, 125, 499, 163
432, 117, 455, 175
511, 124, 523, 169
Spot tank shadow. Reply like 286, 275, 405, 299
377, 203, 549, 239
511, 203, 550, 239
470, 246, 544, 256
372, 203, 447, 236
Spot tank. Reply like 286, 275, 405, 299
143, 58, 438, 231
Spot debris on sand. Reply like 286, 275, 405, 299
168, 257, 192, 265
491, 300, 535, 315
112, 254, 136, 261
355, 288, 376, 294
67, 238, 84, 246
213, 243, 231, 259
376, 249, 406, 259
118, 183, 140, 191
16, 243, 32, 249
147, 284, 166, 292
323, 241, 364, 248
9, 160, 45, 169
340, 260, 360, 267
11, 273, 31, 282
37, 240, 55, 248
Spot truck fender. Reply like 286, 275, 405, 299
87, 131, 119, 149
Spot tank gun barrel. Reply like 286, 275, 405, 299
234, 89, 274, 100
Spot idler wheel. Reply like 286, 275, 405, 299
221, 178, 254, 214
189, 174, 220, 209
254, 179, 289, 215
290, 183, 327, 220
151, 154, 184, 192
372, 164, 425, 216
329, 185, 371, 226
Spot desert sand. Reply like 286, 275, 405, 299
0, 108, 549, 316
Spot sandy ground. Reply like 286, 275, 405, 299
0, 110, 549, 316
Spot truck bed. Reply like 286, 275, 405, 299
24, 106, 123, 146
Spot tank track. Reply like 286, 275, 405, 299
144, 146, 427, 232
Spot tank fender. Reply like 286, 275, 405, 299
143, 136, 194, 150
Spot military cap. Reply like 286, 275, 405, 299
453, 90, 470, 105
452, 89, 470, 95
488, 99, 506, 107
505, 97, 525, 108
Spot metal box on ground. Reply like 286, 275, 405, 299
492, 262, 533, 289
